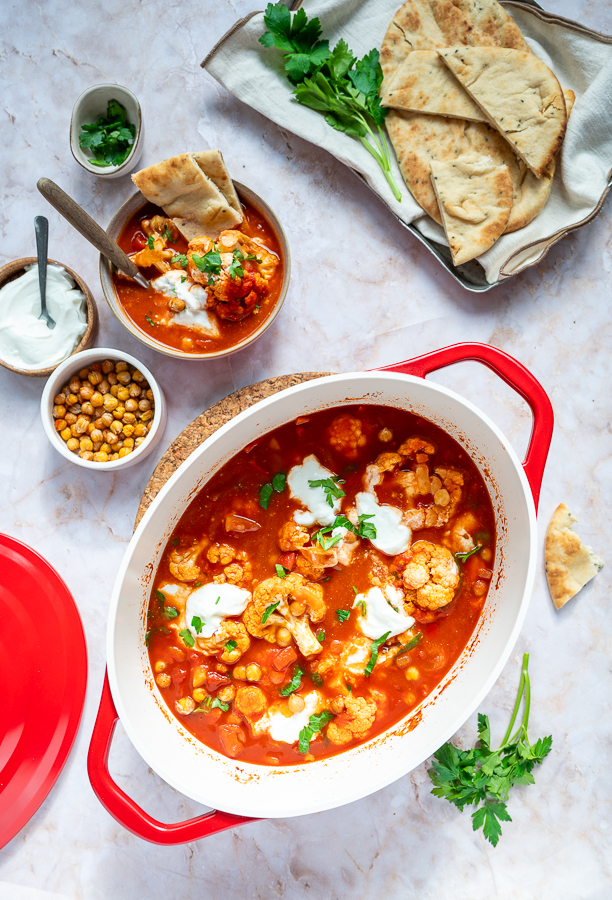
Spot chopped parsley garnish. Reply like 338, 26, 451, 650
179, 628, 195, 648
276, 564, 289, 579
191, 616, 204, 634
78, 98, 135, 167
308, 476, 345, 508
394, 632, 422, 658
310, 672, 324, 687
224, 640, 238, 652
346, 682, 352, 692
454, 544, 483, 565
336, 609, 350, 622
215, 596, 221, 605
364, 631, 391, 677
352, 586, 358, 594
260, 472, 286, 509
210, 697, 229, 711
357, 513, 377, 540
312, 525, 344, 551
145, 626, 170, 646
279, 665, 303, 696
356, 599, 366, 616
145, 315, 156, 327
228, 250, 245, 280
172, 538, 179, 546
162, 605, 178, 620
195, 582, 202, 587
428, 654, 552, 847
261, 601, 280, 624
316, 630, 325, 641
298, 710, 335, 753
155, 589, 165, 603
146, 234, 155, 249
192, 247, 222, 278
272, 471, 287, 492
171, 254, 189, 268
313, 512, 377, 551
180, 275, 187, 283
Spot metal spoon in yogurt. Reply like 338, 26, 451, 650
34, 215, 56, 330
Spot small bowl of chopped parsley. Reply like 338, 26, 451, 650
70, 84, 144, 178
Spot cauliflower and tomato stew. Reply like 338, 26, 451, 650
146, 405, 495, 765
114, 199, 282, 354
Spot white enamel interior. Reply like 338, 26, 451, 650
107, 371, 537, 818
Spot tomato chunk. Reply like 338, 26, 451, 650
206, 671, 231, 692
272, 647, 298, 671
277, 552, 296, 571
219, 725, 245, 758
131, 232, 147, 251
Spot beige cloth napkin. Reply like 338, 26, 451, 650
204, 0, 612, 284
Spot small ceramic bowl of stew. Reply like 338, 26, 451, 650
99, 184, 290, 359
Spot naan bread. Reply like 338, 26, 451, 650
382, 51, 486, 121
191, 150, 242, 216
545, 503, 604, 609
430, 155, 512, 263
440, 47, 567, 177
132, 153, 243, 240
380, 0, 529, 91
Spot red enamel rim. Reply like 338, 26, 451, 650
0, 535, 87, 849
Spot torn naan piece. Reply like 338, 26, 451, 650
430, 155, 513, 264
545, 503, 604, 610
132, 153, 243, 241
382, 51, 487, 121
191, 150, 242, 217
439, 47, 567, 177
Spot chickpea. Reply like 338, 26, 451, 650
117, 371, 131, 385
156, 673, 171, 688
52, 404, 67, 419
67, 403, 81, 415
112, 406, 126, 420
75, 416, 90, 434
128, 383, 141, 398
289, 600, 305, 616
140, 410, 153, 423
404, 667, 420, 681
79, 438, 93, 452
91, 429, 104, 444
103, 395, 118, 412
67, 393, 79, 406
79, 450, 94, 461
115, 361, 129, 373
134, 436, 146, 447
218, 685, 236, 703
107, 372, 118, 386
66, 438, 79, 452
79, 383, 94, 401
329, 696, 346, 715
146, 389, 154, 401
110, 384, 120, 398
134, 423, 147, 437
276, 627, 292, 647
60, 427, 71, 441
110, 452, 119, 461
88, 370, 102, 386
378, 427, 393, 442
233, 665, 247, 681
93, 442, 102, 452
395, 653, 413, 669
288, 693, 305, 713
69, 424, 79, 437
105, 432, 119, 446
54, 418, 67, 432
117, 387, 130, 402
90, 362, 102, 372
86, 422, 96, 435
69, 379, 81, 394
192, 687, 207, 703
118, 447, 132, 458
125, 399, 139, 412
100, 412, 114, 428
132, 369, 145, 382
98, 379, 110, 395
90, 392, 104, 408
110, 419, 123, 435
81, 402, 94, 416
481, 547, 492, 563
123, 437, 135, 448
64, 412, 77, 426
54, 393, 67, 405
102, 360, 115, 375
93, 451, 109, 463
123, 413, 137, 425
246, 663, 262, 682
100, 443, 111, 454
473, 580, 487, 597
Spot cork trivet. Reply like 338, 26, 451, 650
135, 371, 334, 529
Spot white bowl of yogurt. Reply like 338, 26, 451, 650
0, 257, 98, 377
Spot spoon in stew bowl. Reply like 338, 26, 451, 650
37, 178, 149, 290
34, 215, 56, 329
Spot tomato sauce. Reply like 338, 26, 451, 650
114, 199, 284, 354
146, 405, 495, 766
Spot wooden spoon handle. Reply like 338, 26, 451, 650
36, 178, 147, 286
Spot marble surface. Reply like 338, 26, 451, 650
1, 0, 611, 896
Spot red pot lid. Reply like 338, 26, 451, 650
0, 534, 87, 849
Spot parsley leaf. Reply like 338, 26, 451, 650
259, 482, 273, 509
224, 640, 237, 652
155, 589, 165, 603
228, 250, 245, 280
210, 697, 229, 711
280, 665, 303, 696
171, 253, 188, 268
298, 710, 334, 753
310, 672, 324, 687
276, 564, 289, 579
191, 616, 204, 634
394, 632, 422, 657
192, 248, 222, 278
428, 654, 552, 847
145, 315, 156, 327
356, 599, 366, 616
365, 631, 391, 677
357, 513, 377, 540
272, 471, 287, 492
336, 609, 350, 622
147, 234, 155, 249
78, 99, 135, 167
312, 525, 344, 551
163, 605, 178, 620
308, 476, 345, 508
261, 601, 280, 624
145, 625, 170, 646
316, 630, 325, 641
179, 628, 195, 648
454, 544, 483, 565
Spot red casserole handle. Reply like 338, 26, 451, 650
373, 341, 553, 512
87, 673, 257, 844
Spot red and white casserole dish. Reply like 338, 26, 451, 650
88, 342, 553, 844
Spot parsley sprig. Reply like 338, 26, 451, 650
298, 710, 335, 753
260, 471, 287, 509
312, 512, 377, 550
280, 665, 303, 696
78, 99, 135, 167
192, 247, 222, 285
364, 630, 390, 677
308, 475, 345, 508
455, 544, 483, 565
428, 654, 552, 847
260, 3, 401, 202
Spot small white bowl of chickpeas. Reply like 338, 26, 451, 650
41, 348, 166, 470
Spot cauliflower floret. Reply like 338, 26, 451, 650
195, 620, 250, 664
443, 511, 480, 554
317, 634, 374, 688
278, 521, 310, 552
327, 694, 377, 745
244, 574, 326, 656
363, 452, 403, 492
398, 466, 463, 529
235, 685, 268, 722
398, 540, 460, 610
397, 437, 436, 457
206, 543, 252, 586
328, 414, 367, 459
168, 537, 209, 582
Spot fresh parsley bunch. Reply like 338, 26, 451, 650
428, 653, 552, 847
260, 3, 402, 201
78, 99, 135, 168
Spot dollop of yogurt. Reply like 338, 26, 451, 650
355, 491, 411, 556
185, 583, 251, 639
0, 264, 87, 369
287, 455, 342, 527
353, 584, 414, 640
252, 691, 321, 744
151, 271, 219, 337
